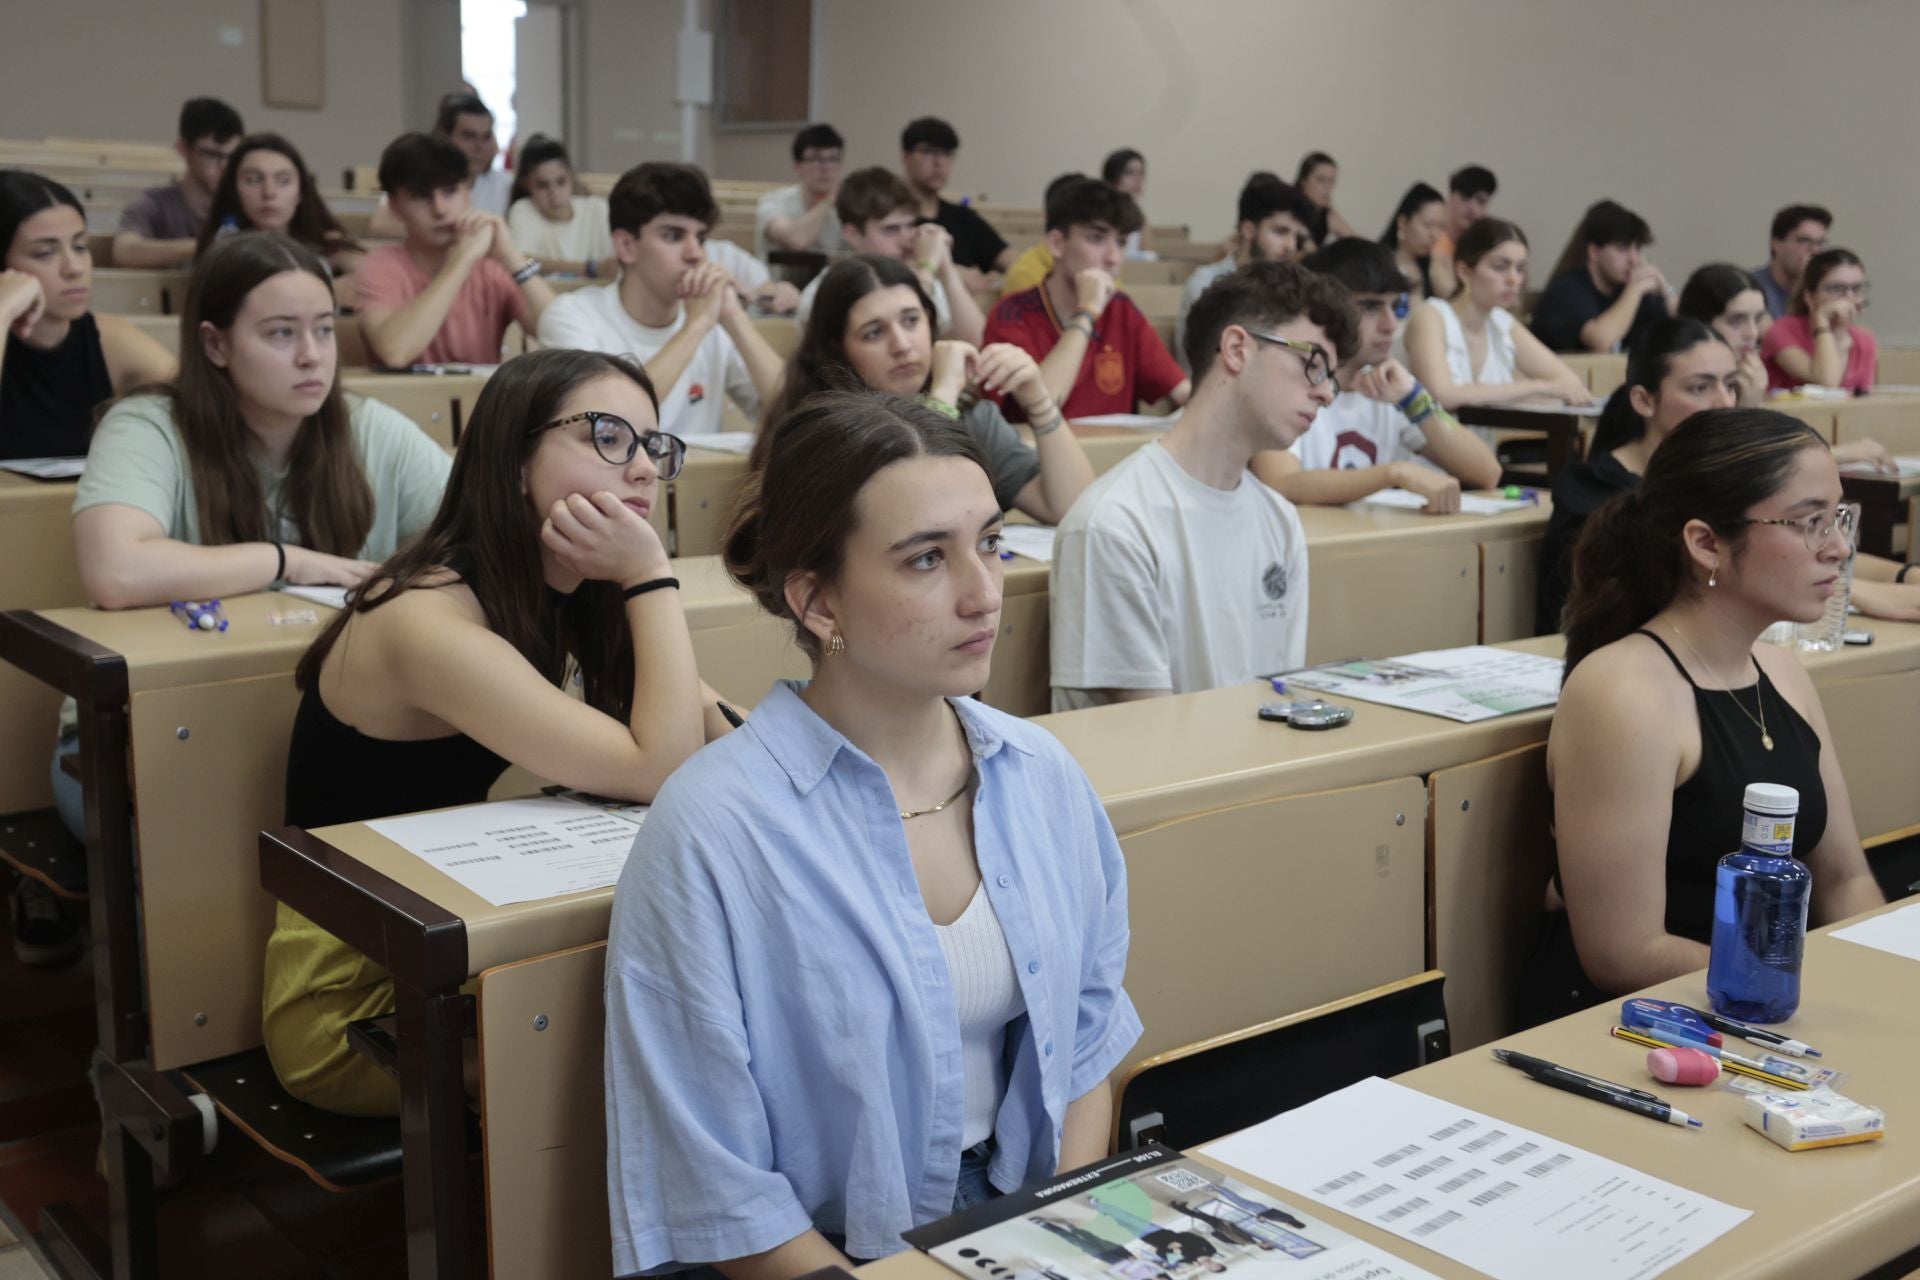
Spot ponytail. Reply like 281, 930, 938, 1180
1561, 487, 1670, 675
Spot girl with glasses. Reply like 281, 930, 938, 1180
1763, 248, 1876, 393
261, 347, 734, 1116
1524, 408, 1884, 1024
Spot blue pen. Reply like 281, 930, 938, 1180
169, 599, 229, 632
1269, 677, 1288, 695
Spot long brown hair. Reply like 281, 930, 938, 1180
156, 231, 373, 552
1788, 247, 1864, 318
296, 348, 659, 721
1562, 407, 1827, 675
194, 134, 360, 258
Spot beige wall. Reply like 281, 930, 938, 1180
2, 0, 416, 189
707, 0, 1920, 343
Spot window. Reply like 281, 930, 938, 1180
461, 0, 528, 162
716, 0, 812, 128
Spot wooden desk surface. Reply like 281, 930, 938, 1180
677, 552, 1049, 632
0, 470, 77, 514
1296, 497, 1550, 549
34, 591, 330, 691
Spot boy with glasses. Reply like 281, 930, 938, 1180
538, 163, 783, 436
757, 123, 847, 259
793, 167, 984, 343
1751, 204, 1833, 319
112, 97, 244, 267
1255, 240, 1501, 512
984, 178, 1188, 420
900, 116, 1014, 283
1049, 260, 1355, 710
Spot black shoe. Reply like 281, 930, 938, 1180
11, 876, 82, 967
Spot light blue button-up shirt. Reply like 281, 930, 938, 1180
604, 681, 1141, 1272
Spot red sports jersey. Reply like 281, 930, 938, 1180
983, 285, 1185, 420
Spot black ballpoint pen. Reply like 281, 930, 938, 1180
1492, 1048, 1702, 1129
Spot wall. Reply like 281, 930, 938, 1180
709, 0, 1920, 343
570, 0, 694, 174
2, 0, 415, 188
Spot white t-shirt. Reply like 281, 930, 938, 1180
1289, 390, 1441, 473
704, 237, 772, 293
470, 170, 513, 217
1174, 254, 1238, 371
795, 268, 952, 332
535, 281, 759, 437
1050, 439, 1309, 711
754, 184, 845, 259
507, 193, 614, 267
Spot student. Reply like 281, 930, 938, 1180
603, 389, 1140, 1272
1536, 318, 1739, 635
0, 172, 176, 461
354, 133, 554, 369
1762, 248, 1876, 393
756, 122, 846, 259
1404, 217, 1592, 409
1437, 165, 1496, 257
1528, 408, 1884, 1019
1677, 262, 1772, 406
112, 97, 244, 269
1750, 204, 1831, 319
761, 254, 1094, 523
265, 347, 733, 1115
1529, 200, 1669, 354
1293, 152, 1358, 249
505, 134, 614, 278
194, 134, 365, 279
984, 178, 1188, 419
1174, 175, 1315, 367
998, 172, 1085, 299
794, 167, 984, 345
536, 163, 783, 437
1050, 260, 1353, 710
1379, 182, 1452, 301
900, 117, 1015, 280
434, 92, 511, 216
1254, 240, 1500, 512
1102, 148, 1155, 260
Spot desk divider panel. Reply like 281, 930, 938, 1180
1815, 666, 1920, 844
1478, 534, 1544, 644
981, 589, 1050, 718
1117, 775, 1427, 1068
1876, 347, 1920, 385
478, 942, 612, 1280
1305, 541, 1477, 664
353, 381, 458, 450
1074, 430, 1157, 477
0, 482, 85, 813
1426, 743, 1554, 1054
671, 453, 752, 559
1831, 396, 1920, 456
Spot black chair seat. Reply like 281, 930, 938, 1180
177, 1049, 403, 1191
0, 808, 86, 900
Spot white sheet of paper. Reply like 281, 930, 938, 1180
689, 431, 756, 455
0, 456, 86, 479
1359, 488, 1532, 516
1201, 1077, 1750, 1280
997, 525, 1057, 562
278, 585, 348, 610
1489, 399, 1608, 418
366, 796, 646, 907
1282, 646, 1562, 722
1069, 412, 1178, 429
1830, 900, 1920, 962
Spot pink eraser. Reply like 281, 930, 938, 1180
1648, 1046, 1721, 1086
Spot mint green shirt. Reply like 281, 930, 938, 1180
75, 392, 450, 555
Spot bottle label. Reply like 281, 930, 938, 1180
1742, 809, 1795, 855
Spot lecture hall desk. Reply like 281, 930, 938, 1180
0, 473, 84, 816
852, 899, 1920, 1280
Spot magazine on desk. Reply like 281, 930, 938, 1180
903, 1144, 1440, 1280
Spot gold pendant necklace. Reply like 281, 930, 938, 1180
1669, 620, 1772, 751
900, 771, 973, 821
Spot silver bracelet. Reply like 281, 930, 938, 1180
1030, 406, 1065, 437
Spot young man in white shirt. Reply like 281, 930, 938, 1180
1253, 239, 1502, 512
755, 123, 846, 259
1050, 260, 1356, 710
1174, 175, 1316, 368
794, 167, 985, 344
537, 163, 784, 437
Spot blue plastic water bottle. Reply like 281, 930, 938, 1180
1706, 783, 1811, 1023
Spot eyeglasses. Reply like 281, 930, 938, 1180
1816, 281, 1870, 301
1356, 294, 1411, 321
1740, 504, 1858, 553
798, 152, 842, 167
1247, 332, 1338, 389
527, 412, 686, 478
192, 144, 238, 164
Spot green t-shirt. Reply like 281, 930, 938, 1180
75, 392, 451, 556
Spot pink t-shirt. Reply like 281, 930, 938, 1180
354, 245, 528, 367
1762, 313, 1878, 393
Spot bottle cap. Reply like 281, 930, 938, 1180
1743, 782, 1799, 815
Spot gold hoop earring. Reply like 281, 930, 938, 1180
827, 632, 845, 655
1709, 566, 1718, 588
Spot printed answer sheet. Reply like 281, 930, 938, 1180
1201, 1077, 1749, 1280
1284, 647, 1562, 722
997, 525, 1057, 562
367, 796, 646, 906
1359, 489, 1533, 516
1831, 900, 1920, 962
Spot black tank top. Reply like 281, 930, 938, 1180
1635, 630, 1827, 943
283, 682, 509, 829
0, 313, 113, 460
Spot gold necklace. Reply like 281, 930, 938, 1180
1669, 619, 1772, 751
900, 771, 973, 821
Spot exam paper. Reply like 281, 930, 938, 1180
997, 525, 1057, 562
1283, 646, 1563, 722
1069, 412, 1178, 429
1359, 488, 1532, 516
1202, 1077, 1750, 1280
278, 585, 348, 609
0, 456, 85, 479
688, 431, 757, 455
366, 796, 646, 906
1831, 900, 1920, 962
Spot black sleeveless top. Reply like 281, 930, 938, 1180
1628, 630, 1826, 943
284, 682, 509, 829
0, 313, 113, 460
